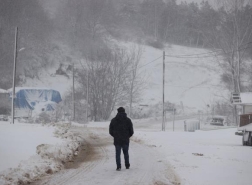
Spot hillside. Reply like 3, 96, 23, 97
1, 0, 252, 121
20, 42, 228, 117
138, 44, 228, 111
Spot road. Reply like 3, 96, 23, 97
32, 127, 179, 185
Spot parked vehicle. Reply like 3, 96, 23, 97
206, 116, 229, 126
238, 114, 252, 146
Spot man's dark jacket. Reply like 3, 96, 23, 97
109, 112, 134, 145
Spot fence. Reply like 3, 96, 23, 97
184, 120, 200, 132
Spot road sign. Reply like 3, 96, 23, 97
166, 108, 176, 112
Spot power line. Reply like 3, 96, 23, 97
137, 41, 252, 70
139, 56, 163, 69
165, 84, 227, 89
75, 41, 252, 74
165, 41, 252, 59
167, 49, 221, 58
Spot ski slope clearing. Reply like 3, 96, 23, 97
129, 43, 228, 110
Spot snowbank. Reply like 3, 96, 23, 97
0, 122, 83, 185
0, 89, 7, 93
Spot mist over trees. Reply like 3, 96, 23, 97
0, 0, 252, 120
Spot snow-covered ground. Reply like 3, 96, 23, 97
0, 121, 83, 185
1, 118, 252, 185
0, 121, 63, 172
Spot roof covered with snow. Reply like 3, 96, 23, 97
231, 92, 252, 105
240, 92, 252, 104
7, 87, 57, 93
7, 87, 62, 110
0, 89, 7, 93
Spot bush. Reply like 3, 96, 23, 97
0, 107, 10, 115
35, 112, 54, 124
146, 38, 164, 49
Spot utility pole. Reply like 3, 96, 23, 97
72, 64, 75, 121
86, 70, 89, 123
162, 51, 165, 131
11, 27, 18, 124
154, 3, 157, 40
173, 108, 176, 131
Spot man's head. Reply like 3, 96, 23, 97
117, 107, 125, 113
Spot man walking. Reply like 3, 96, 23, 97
109, 107, 134, 171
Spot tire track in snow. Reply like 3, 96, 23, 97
128, 139, 171, 185
32, 128, 109, 185
33, 128, 177, 185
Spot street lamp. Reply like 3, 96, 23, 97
19, 47, 25, 52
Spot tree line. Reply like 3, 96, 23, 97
0, 0, 252, 121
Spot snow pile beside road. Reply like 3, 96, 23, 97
37, 123, 82, 163
0, 123, 83, 185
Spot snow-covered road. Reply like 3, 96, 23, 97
33, 127, 177, 185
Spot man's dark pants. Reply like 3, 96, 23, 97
115, 144, 129, 168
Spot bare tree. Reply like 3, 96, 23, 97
211, 0, 252, 93
77, 46, 129, 121
127, 44, 145, 117
200, 0, 252, 125
75, 43, 146, 121
81, 0, 106, 40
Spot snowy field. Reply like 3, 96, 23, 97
0, 121, 63, 172
1, 119, 251, 185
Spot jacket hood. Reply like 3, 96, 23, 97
116, 112, 127, 120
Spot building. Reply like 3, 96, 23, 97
7, 87, 62, 118
0, 88, 10, 115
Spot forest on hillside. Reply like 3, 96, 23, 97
0, 0, 252, 121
